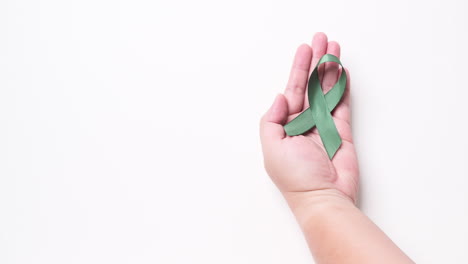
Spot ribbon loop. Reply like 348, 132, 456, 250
283, 54, 347, 159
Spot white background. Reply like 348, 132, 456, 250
1, 0, 467, 263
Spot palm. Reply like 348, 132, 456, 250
280, 116, 358, 201
260, 33, 359, 202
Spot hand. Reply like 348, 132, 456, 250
260, 32, 359, 204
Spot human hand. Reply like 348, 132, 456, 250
260, 32, 359, 205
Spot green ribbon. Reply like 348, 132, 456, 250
284, 54, 347, 159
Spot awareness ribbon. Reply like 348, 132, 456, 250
283, 54, 347, 159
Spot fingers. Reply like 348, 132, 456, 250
322, 41, 341, 94
332, 68, 351, 125
284, 44, 312, 114
260, 94, 288, 144
304, 32, 328, 109
310, 33, 329, 72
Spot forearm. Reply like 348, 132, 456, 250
285, 189, 414, 264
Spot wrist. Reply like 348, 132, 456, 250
283, 189, 357, 229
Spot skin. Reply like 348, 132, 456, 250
259, 32, 414, 264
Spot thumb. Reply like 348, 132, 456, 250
260, 94, 289, 142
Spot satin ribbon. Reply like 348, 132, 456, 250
284, 54, 347, 159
